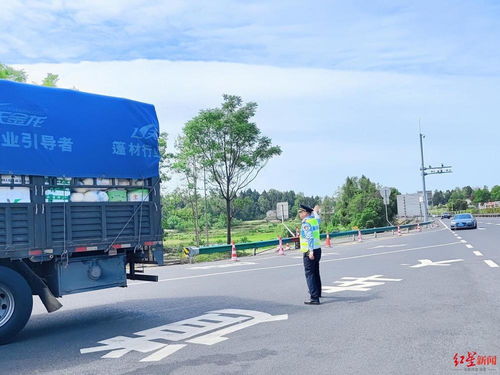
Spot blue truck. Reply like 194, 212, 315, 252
0, 80, 164, 344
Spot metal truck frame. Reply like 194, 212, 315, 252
0, 175, 163, 344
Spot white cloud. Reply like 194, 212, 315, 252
3, 0, 500, 77
13, 59, 500, 195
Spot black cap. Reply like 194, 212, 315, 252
299, 204, 313, 213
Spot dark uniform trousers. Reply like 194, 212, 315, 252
303, 248, 322, 300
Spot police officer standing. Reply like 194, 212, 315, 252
298, 204, 322, 305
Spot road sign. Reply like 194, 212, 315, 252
379, 188, 391, 205
276, 202, 289, 220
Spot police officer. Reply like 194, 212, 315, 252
298, 204, 322, 305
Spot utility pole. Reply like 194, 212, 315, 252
419, 133, 429, 221
419, 132, 453, 221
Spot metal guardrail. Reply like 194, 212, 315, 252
188, 221, 434, 256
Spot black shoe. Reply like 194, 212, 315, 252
304, 300, 320, 305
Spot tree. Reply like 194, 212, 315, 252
41, 73, 59, 87
473, 187, 490, 204
0, 63, 27, 82
332, 176, 387, 229
462, 186, 473, 199
172, 135, 203, 246
432, 190, 445, 206
158, 132, 172, 182
1, 63, 61, 88
387, 187, 400, 224
182, 95, 281, 243
448, 199, 468, 211
443, 190, 452, 204
491, 185, 500, 201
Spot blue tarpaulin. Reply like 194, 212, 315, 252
0, 80, 160, 178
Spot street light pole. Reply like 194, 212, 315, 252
419, 133, 429, 221
419, 131, 453, 222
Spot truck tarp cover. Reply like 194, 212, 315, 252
0, 80, 160, 178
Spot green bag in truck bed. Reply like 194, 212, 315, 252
107, 189, 127, 202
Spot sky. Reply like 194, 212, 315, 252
1, 0, 499, 196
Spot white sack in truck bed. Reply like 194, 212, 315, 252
0, 187, 31, 203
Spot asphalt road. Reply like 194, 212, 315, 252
1, 219, 498, 375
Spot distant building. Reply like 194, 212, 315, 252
397, 191, 432, 217
478, 201, 500, 209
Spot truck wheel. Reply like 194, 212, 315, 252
0, 266, 33, 345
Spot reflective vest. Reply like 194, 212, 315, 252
300, 216, 321, 252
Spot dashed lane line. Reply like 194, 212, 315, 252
473, 251, 483, 257
484, 260, 499, 268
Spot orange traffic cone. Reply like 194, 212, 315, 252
277, 236, 285, 255
231, 241, 238, 261
357, 230, 363, 242
325, 233, 332, 247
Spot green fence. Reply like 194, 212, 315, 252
188, 221, 434, 256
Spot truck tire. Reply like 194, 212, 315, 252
0, 266, 33, 345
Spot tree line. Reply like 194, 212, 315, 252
432, 186, 500, 211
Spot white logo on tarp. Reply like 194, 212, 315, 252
322, 274, 402, 293
80, 309, 288, 362
0, 103, 46, 128
131, 124, 157, 140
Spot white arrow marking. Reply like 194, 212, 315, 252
409, 259, 464, 268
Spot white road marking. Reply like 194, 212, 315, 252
457, 236, 462, 239
484, 260, 499, 268
473, 251, 483, 256
322, 275, 402, 293
460, 240, 467, 243
478, 228, 486, 230
369, 244, 406, 249
188, 262, 256, 270
465, 244, 473, 249
129, 241, 461, 286
81, 309, 288, 362
294, 252, 337, 258
409, 259, 464, 268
